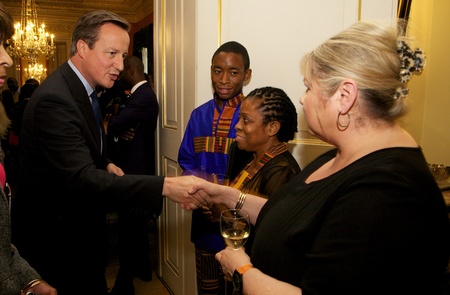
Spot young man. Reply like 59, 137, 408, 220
178, 41, 252, 295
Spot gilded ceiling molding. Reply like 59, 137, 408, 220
3, 0, 152, 25
46, 24, 74, 35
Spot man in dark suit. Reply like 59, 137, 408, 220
108, 56, 158, 176
10, 10, 202, 295
107, 56, 159, 295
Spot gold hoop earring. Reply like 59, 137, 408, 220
336, 111, 350, 131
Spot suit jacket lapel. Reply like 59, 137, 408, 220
59, 62, 103, 154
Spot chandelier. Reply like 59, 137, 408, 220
7, 0, 56, 64
24, 63, 47, 83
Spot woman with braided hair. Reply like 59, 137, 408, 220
192, 19, 450, 295
207, 86, 301, 255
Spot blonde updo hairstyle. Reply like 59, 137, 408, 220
301, 19, 415, 124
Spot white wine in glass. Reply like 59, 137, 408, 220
220, 209, 250, 250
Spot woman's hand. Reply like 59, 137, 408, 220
215, 247, 252, 280
216, 247, 303, 294
21, 280, 57, 295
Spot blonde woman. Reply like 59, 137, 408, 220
194, 19, 449, 295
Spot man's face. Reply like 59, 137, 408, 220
83, 23, 130, 89
210, 52, 250, 100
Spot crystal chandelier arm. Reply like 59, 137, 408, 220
7, 0, 56, 64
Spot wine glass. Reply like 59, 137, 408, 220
220, 209, 250, 250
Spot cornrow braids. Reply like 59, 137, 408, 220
246, 86, 298, 142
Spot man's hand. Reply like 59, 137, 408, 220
162, 176, 206, 210
107, 163, 124, 176
120, 128, 135, 141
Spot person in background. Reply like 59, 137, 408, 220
193, 19, 450, 295
107, 55, 159, 295
209, 86, 301, 256
101, 80, 126, 120
1, 76, 19, 177
6, 82, 38, 195
1, 76, 19, 118
10, 9, 204, 295
101, 80, 127, 168
178, 41, 252, 295
144, 72, 154, 90
24, 78, 40, 88
0, 2, 56, 294
11, 82, 37, 138
108, 56, 158, 176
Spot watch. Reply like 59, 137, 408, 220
232, 264, 253, 294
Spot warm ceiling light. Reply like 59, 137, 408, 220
7, 0, 56, 64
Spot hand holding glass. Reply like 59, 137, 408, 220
220, 209, 250, 250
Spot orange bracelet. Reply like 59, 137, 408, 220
236, 264, 253, 275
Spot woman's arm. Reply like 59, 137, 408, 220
242, 268, 302, 295
216, 247, 302, 295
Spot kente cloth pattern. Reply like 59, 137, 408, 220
193, 137, 234, 155
193, 93, 244, 155
230, 142, 288, 190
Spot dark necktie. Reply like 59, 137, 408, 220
90, 91, 102, 136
